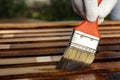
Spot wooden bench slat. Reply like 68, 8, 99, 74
0, 28, 72, 34
100, 30, 120, 34
0, 30, 119, 39
0, 34, 119, 43
0, 61, 120, 76
0, 26, 120, 34
0, 41, 68, 50
11, 74, 107, 80
0, 40, 119, 50
96, 51, 120, 60
0, 21, 119, 79
0, 73, 109, 80
98, 45, 120, 51
99, 38, 120, 45
101, 34, 120, 38
0, 56, 61, 65
99, 26, 120, 30
0, 51, 120, 65
0, 48, 65, 58
0, 36, 69, 43
1, 45, 119, 58
0, 32, 72, 38
0, 21, 120, 29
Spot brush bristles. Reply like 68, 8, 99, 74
56, 47, 95, 70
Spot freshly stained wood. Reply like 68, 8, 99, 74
0, 48, 119, 58
0, 28, 72, 34
98, 45, 120, 51
100, 30, 120, 34
0, 20, 120, 29
0, 48, 65, 58
99, 26, 120, 30
0, 21, 119, 79
0, 36, 69, 43
0, 56, 61, 65
0, 51, 120, 65
96, 51, 120, 60
0, 41, 68, 50
0, 61, 120, 76
0, 26, 120, 34
99, 38, 120, 45
12, 74, 107, 80
0, 34, 119, 43
101, 34, 120, 38
0, 32, 72, 38
0, 30, 119, 39
0, 38, 119, 50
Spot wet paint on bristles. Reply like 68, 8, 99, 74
56, 47, 95, 70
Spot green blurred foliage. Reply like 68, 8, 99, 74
30, 0, 79, 21
0, 0, 27, 18
0, 0, 79, 21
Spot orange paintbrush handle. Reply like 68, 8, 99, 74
98, 0, 102, 4
74, 0, 102, 38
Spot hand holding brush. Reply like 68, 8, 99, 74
56, 0, 117, 70
71, 0, 117, 24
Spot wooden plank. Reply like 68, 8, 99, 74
0, 41, 68, 50
0, 26, 120, 34
101, 34, 120, 38
0, 36, 69, 43
0, 32, 72, 38
0, 48, 65, 58
0, 34, 119, 43
11, 74, 106, 80
0, 47, 119, 58
0, 21, 78, 29
0, 21, 120, 29
0, 21, 119, 79
0, 56, 61, 65
0, 41, 119, 50
101, 20, 120, 26
98, 45, 120, 51
101, 30, 120, 33
0, 28, 72, 34
0, 61, 120, 76
0, 36, 119, 57
99, 26, 120, 30
96, 51, 120, 60
0, 30, 119, 39
0, 51, 120, 65
99, 38, 120, 45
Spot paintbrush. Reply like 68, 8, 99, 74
56, 0, 102, 70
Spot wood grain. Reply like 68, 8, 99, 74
0, 20, 120, 29
0, 51, 120, 65
0, 61, 120, 76
0, 21, 119, 79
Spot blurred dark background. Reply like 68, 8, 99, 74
0, 0, 81, 21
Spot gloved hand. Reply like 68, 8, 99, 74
71, 0, 118, 24
110, 0, 120, 20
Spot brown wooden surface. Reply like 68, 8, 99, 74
0, 20, 120, 29
0, 20, 120, 80
0, 74, 107, 80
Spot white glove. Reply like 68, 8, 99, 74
71, 0, 118, 24
110, 0, 120, 20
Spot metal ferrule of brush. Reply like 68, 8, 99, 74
69, 30, 100, 54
